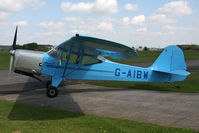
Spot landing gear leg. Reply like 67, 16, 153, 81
46, 81, 58, 98
46, 81, 51, 88
46, 76, 62, 98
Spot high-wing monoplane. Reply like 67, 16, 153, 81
9, 26, 190, 97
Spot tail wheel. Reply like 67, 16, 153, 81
47, 85, 58, 98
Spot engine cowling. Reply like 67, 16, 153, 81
14, 49, 44, 75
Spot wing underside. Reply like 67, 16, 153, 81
58, 35, 138, 59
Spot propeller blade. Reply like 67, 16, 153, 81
9, 55, 13, 73
12, 25, 18, 50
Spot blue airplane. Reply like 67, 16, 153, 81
9, 27, 190, 97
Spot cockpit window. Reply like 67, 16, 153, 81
48, 48, 61, 59
81, 56, 102, 65
61, 51, 67, 60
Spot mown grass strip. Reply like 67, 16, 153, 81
0, 100, 198, 133
0, 51, 10, 70
108, 50, 199, 64
89, 72, 199, 93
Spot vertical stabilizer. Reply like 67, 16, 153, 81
150, 45, 190, 82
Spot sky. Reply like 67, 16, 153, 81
0, 0, 199, 48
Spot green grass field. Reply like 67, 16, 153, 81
0, 51, 10, 70
0, 100, 198, 133
109, 50, 199, 64
89, 72, 199, 93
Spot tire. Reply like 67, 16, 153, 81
47, 86, 58, 98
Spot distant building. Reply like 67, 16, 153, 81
0, 45, 11, 51
136, 47, 143, 51
148, 48, 163, 51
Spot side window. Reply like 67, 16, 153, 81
70, 53, 81, 64
60, 50, 81, 64
81, 56, 101, 65
70, 53, 78, 64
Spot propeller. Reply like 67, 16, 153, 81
9, 26, 18, 73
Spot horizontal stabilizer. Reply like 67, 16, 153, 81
153, 69, 190, 76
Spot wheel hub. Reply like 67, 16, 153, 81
49, 89, 55, 96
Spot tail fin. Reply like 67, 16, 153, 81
150, 45, 190, 82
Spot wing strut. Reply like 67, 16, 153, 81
62, 45, 73, 77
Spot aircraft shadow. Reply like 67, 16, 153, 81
5, 75, 173, 120
6, 77, 84, 120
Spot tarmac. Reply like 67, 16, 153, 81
0, 59, 199, 130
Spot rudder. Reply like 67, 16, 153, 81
151, 45, 187, 72
150, 45, 190, 82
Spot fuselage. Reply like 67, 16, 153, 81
41, 52, 171, 83
13, 47, 188, 87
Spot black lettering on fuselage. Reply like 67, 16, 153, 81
137, 71, 142, 79
115, 68, 120, 76
127, 70, 131, 78
115, 68, 148, 80
144, 71, 148, 79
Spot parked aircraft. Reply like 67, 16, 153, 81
9, 26, 190, 97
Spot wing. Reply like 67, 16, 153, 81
57, 35, 138, 59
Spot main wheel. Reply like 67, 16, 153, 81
47, 86, 58, 98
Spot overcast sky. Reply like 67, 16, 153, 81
0, 0, 199, 48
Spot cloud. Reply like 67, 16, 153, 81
162, 25, 192, 30
0, 0, 25, 20
61, 2, 93, 13
131, 15, 145, 25
98, 22, 113, 30
0, 0, 46, 21
148, 14, 177, 24
39, 21, 65, 31
0, 0, 24, 12
122, 17, 130, 26
148, 1, 193, 25
0, 0, 46, 12
136, 27, 147, 32
157, 1, 193, 17
63, 17, 80, 21
124, 3, 138, 11
14, 21, 28, 26
71, 29, 90, 35
94, 0, 118, 14
61, 0, 118, 14
0, 12, 10, 20
26, 0, 46, 10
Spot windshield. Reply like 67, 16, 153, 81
48, 48, 61, 59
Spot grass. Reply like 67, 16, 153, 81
184, 50, 199, 60
89, 72, 199, 93
108, 50, 199, 64
108, 51, 162, 63
0, 51, 10, 70
0, 100, 198, 133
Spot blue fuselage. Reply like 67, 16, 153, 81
41, 53, 171, 87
